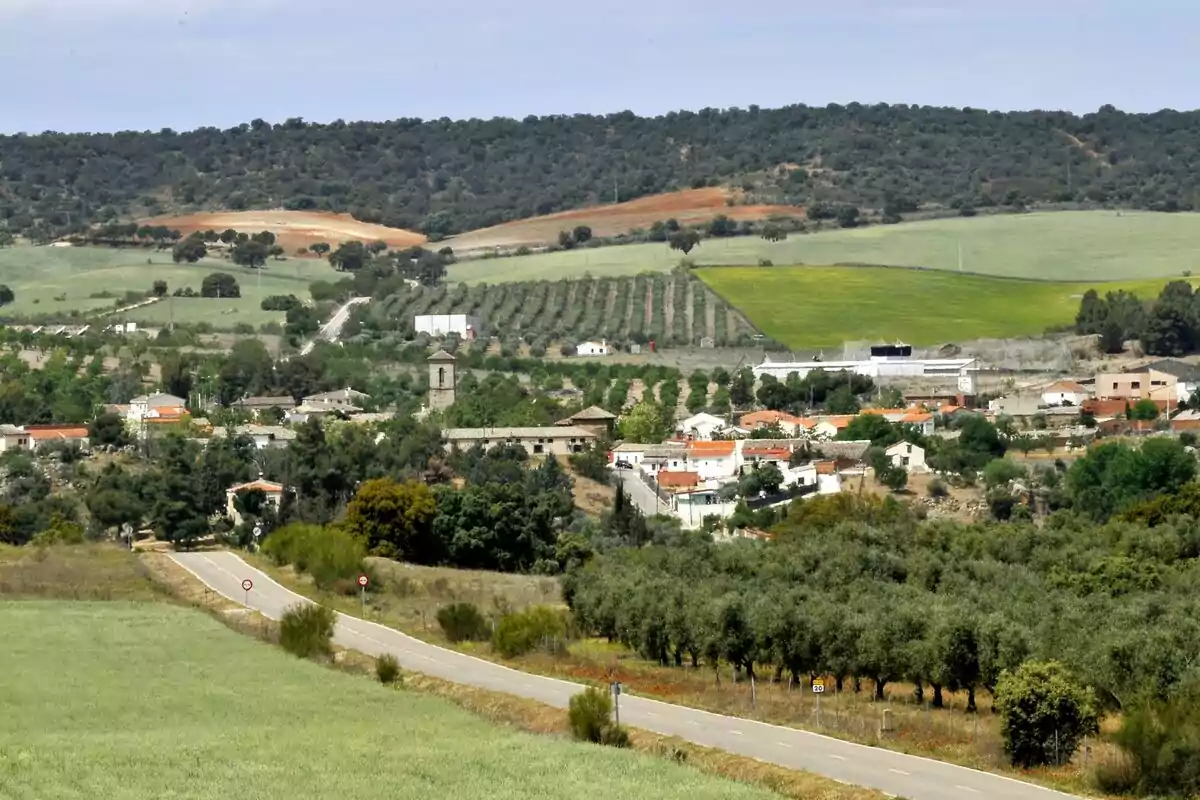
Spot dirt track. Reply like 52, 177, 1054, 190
446, 188, 805, 251
143, 210, 426, 254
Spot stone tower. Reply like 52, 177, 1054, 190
427, 350, 457, 411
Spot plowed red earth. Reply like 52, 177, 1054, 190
143, 210, 426, 254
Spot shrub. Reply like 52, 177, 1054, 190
1111, 688, 1200, 797
757, 258, 773, 267
261, 523, 366, 591
567, 687, 630, 748
928, 477, 949, 498
437, 602, 489, 643
375, 653, 401, 685
279, 603, 336, 659
995, 661, 1098, 768
492, 605, 567, 658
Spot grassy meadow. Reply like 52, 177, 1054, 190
448, 210, 1200, 284
0, 244, 340, 327
0, 600, 778, 800
698, 266, 1195, 349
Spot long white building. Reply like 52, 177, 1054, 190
754, 344, 976, 389
414, 314, 481, 338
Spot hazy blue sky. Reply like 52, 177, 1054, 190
1, 0, 1196, 134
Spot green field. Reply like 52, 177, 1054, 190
448, 211, 1200, 284
0, 245, 340, 327
699, 266, 1194, 349
0, 601, 773, 800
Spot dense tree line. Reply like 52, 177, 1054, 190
1075, 280, 1200, 357
5, 105, 1200, 241
565, 491, 1200, 765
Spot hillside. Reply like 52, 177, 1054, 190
143, 210, 426, 254
447, 188, 804, 252
5, 105, 1200, 242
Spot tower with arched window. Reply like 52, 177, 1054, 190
427, 350, 457, 410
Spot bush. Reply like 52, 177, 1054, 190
261, 523, 366, 591
436, 602, 490, 643
1111, 688, 1200, 797
567, 687, 628, 747
928, 477, 949, 498
995, 661, 1099, 768
376, 653, 401, 685
492, 606, 567, 658
279, 603, 336, 659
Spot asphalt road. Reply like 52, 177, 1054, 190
300, 296, 370, 356
614, 467, 667, 517
172, 551, 1078, 800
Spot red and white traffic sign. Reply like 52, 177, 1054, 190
241, 579, 254, 592
357, 574, 369, 588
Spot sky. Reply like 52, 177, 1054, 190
1, 0, 1197, 134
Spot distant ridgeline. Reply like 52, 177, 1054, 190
3, 104, 1200, 241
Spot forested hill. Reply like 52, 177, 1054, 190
4, 103, 1200, 241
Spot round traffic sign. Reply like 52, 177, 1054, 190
241, 579, 253, 592
357, 574, 369, 588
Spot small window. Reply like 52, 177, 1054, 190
533, 444, 544, 455
1112, 382, 1119, 390
1131, 381, 1141, 389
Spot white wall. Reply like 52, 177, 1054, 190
414, 314, 480, 337
576, 341, 611, 356
688, 456, 737, 481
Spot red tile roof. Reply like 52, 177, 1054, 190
27, 425, 89, 440
687, 441, 736, 457
656, 471, 700, 489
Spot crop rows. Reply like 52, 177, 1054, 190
365, 274, 763, 350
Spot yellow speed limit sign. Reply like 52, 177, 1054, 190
812, 678, 826, 694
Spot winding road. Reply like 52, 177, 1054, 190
172, 551, 1078, 800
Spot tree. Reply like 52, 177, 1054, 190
994, 661, 1098, 768
0, 285, 15, 307
89, 412, 131, 448
617, 401, 672, 444
310, 242, 331, 257
0, 231, 13, 247
877, 463, 908, 492
982, 457, 1026, 489
231, 239, 269, 268
760, 223, 787, 242
200, 272, 240, 298
707, 215, 736, 237
219, 229, 238, 245
557, 230, 576, 250
572, 225, 592, 244
172, 235, 207, 263
668, 230, 701, 255
730, 367, 754, 408
344, 478, 438, 560
1130, 398, 1160, 420
837, 205, 861, 228
329, 240, 369, 271
152, 280, 168, 298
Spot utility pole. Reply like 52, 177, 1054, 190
957, 241, 963, 273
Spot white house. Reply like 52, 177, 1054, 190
0, 425, 29, 452
885, 441, 927, 472
611, 442, 647, 468
303, 388, 370, 408
678, 412, 726, 441
128, 393, 186, 422
686, 441, 738, 480
225, 478, 285, 526
1040, 380, 1089, 407
639, 443, 688, 476
575, 340, 612, 357
414, 314, 481, 339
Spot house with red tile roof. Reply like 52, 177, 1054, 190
686, 440, 737, 480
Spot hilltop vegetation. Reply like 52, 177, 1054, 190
6, 105, 1200, 241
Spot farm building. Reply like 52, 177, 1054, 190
576, 340, 613, 357
885, 441, 927, 472
1124, 359, 1200, 403
443, 426, 596, 457
1040, 380, 1090, 407
225, 478, 285, 526
686, 440, 737, 480
754, 344, 976, 384
0, 425, 29, 452
556, 405, 617, 438
414, 313, 481, 339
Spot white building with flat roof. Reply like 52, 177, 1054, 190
754, 344, 976, 383
414, 314, 481, 339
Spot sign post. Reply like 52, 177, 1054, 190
812, 677, 825, 724
241, 578, 253, 608
611, 681, 622, 727
357, 574, 369, 618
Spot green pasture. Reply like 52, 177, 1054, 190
0, 245, 340, 327
698, 266, 1194, 349
0, 601, 773, 800
448, 211, 1200, 284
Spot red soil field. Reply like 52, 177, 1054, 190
447, 188, 805, 251
143, 210, 426, 254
